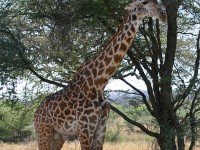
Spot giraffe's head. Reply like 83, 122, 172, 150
125, 0, 167, 22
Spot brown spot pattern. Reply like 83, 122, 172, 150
94, 78, 107, 87
92, 68, 97, 77
99, 52, 104, 60
108, 49, 113, 55
114, 44, 119, 52
105, 56, 112, 66
98, 68, 105, 76
114, 54, 122, 64
87, 77, 94, 86
130, 25, 135, 33
99, 62, 104, 69
105, 66, 116, 75
127, 31, 132, 37
89, 63, 94, 69
95, 60, 99, 67
120, 43, 127, 51
127, 37, 132, 44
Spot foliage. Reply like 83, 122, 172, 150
105, 106, 124, 142
0, 102, 35, 142
0, 0, 200, 149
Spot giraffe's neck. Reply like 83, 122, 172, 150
78, 11, 143, 93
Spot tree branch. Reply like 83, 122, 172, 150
1, 28, 67, 88
127, 49, 159, 117
108, 103, 160, 138
116, 76, 154, 116
175, 31, 200, 108
26, 65, 67, 88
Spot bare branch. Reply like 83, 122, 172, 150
175, 31, 200, 106
26, 66, 67, 88
127, 49, 158, 117
116, 76, 154, 116
155, 19, 164, 71
108, 103, 160, 138
173, 64, 186, 89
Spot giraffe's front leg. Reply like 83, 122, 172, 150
91, 102, 110, 150
34, 119, 54, 150
77, 101, 102, 150
36, 125, 64, 150
34, 113, 65, 150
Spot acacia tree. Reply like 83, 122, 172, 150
0, 0, 200, 149
111, 0, 200, 149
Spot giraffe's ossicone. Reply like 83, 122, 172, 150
34, 0, 166, 150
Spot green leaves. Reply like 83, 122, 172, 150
0, 103, 33, 142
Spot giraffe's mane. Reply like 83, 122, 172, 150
45, 88, 67, 100
74, 12, 131, 75
100, 12, 131, 52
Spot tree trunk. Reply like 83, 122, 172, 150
156, 1, 182, 150
177, 126, 185, 150
189, 117, 196, 150
157, 122, 177, 150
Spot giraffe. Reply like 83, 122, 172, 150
34, 0, 167, 150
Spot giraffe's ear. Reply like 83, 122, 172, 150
124, 3, 136, 11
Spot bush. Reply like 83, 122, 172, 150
105, 130, 123, 142
0, 127, 32, 142
0, 103, 34, 142
105, 108, 125, 142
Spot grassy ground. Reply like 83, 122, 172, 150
0, 140, 200, 150
0, 141, 153, 150
0, 114, 199, 150
0, 128, 156, 150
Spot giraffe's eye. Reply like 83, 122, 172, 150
142, 1, 148, 5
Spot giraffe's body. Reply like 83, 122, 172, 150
34, 0, 166, 149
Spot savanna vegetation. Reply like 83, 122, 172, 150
0, 0, 200, 150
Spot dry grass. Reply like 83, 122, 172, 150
0, 142, 38, 150
0, 141, 151, 150
1, 141, 200, 150
0, 140, 200, 150
62, 141, 152, 150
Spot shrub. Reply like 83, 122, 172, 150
0, 103, 33, 142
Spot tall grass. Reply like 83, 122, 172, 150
0, 141, 151, 150
1, 141, 200, 150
